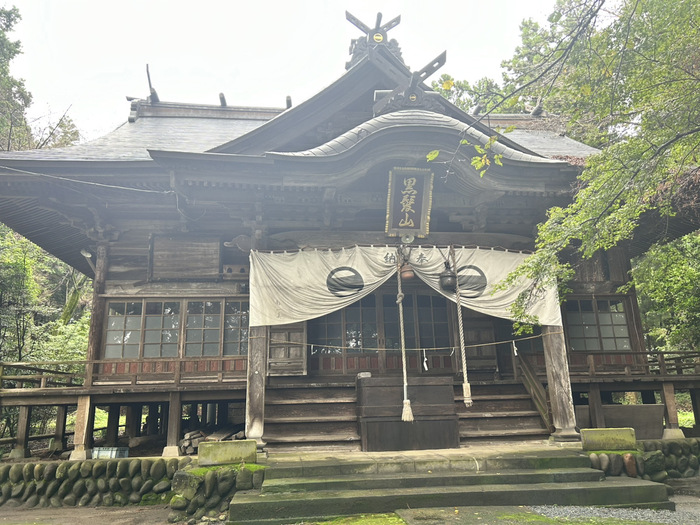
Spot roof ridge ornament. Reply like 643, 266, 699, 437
345, 11, 404, 69
373, 52, 447, 116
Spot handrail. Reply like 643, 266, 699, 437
516, 353, 553, 432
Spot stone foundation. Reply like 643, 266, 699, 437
589, 437, 700, 483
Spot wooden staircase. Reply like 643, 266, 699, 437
456, 382, 551, 440
262, 378, 551, 450
262, 383, 360, 450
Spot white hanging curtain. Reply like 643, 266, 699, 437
409, 246, 563, 327
249, 246, 562, 328
249, 246, 397, 327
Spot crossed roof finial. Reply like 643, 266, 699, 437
345, 11, 401, 45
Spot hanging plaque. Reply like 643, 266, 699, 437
385, 167, 434, 238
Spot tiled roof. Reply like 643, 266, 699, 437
0, 101, 282, 162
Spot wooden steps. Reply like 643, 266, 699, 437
455, 382, 550, 440
263, 385, 360, 449
260, 379, 550, 450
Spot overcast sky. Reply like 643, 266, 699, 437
9, 0, 555, 141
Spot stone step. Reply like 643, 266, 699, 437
262, 452, 591, 479
262, 467, 604, 493
229, 477, 672, 524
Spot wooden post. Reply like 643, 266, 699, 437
660, 382, 683, 438
147, 403, 159, 435
85, 244, 109, 388
690, 389, 700, 432
9, 405, 32, 459
49, 405, 68, 452
588, 383, 606, 428
201, 403, 209, 427
163, 391, 182, 457
217, 402, 229, 426
125, 405, 142, 439
245, 325, 268, 447
70, 395, 95, 460
541, 326, 579, 441
641, 390, 656, 404
105, 404, 120, 446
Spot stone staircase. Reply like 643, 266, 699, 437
228, 448, 673, 524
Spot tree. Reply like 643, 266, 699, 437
631, 233, 700, 353
437, 0, 700, 324
0, 7, 87, 445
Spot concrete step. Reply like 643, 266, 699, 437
262, 467, 604, 493
229, 477, 672, 524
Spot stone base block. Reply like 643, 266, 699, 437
581, 427, 636, 451
198, 439, 257, 466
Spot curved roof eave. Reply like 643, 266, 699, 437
267, 110, 568, 168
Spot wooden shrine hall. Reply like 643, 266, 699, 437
2, 12, 700, 458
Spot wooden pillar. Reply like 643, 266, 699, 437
9, 405, 32, 459
245, 325, 268, 447
206, 403, 216, 426
201, 404, 209, 427
541, 325, 579, 441
218, 402, 229, 426
105, 404, 120, 446
641, 390, 657, 405
690, 389, 700, 431
85, 244, 109, 388
70, 395, 95, 460
146, 403, 159, 435
125, 405, 142, 439
588, 383, 606, 428
163, 391, 182, 457
49, 405, 68, 452
661, 382, 684, 438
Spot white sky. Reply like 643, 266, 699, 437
8, 0, 555, 142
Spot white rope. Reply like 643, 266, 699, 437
451, 245, 473, 407
397, 252, 414, 422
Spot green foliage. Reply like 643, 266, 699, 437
439, 0, 700, 325
632, 233, 700, 352
509, 0, 700, 280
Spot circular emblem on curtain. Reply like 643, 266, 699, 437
327, 267, 365, 297
457, 265, 488, 298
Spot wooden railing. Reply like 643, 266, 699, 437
0, 361, 85, 389
516, 353, 554, 432
520, 349, 700, 380
1, 356, 248, 390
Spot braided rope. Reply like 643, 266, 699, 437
397, 254, 413, 422
451, 245, 473, 407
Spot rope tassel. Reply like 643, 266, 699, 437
402, 399, 414, 422
462, 381, 473, 408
